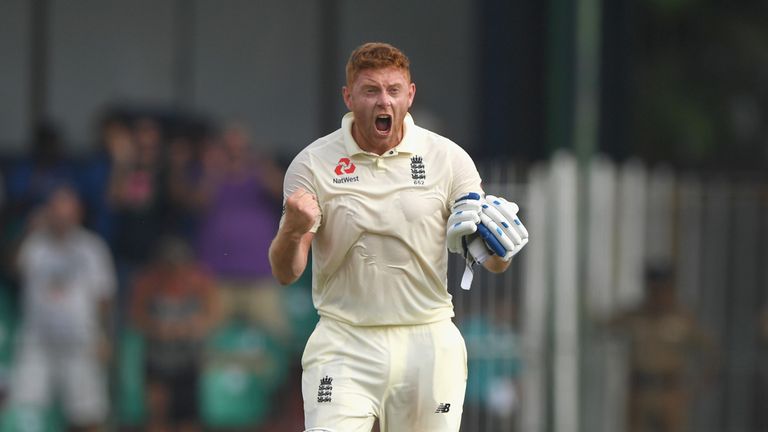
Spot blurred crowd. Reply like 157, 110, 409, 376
0, 107, 734, 432
0, 107, 311, 432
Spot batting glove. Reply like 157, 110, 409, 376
479, 195, 529, 261
446, 192, 483, 254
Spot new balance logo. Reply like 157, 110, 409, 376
317, 376, 333, 403
435, 403, 451, 413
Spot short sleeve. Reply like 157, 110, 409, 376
448, 143, 483, 204
280, 148, 322, 232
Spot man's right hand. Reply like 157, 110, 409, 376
270, 188, 319, 285
283, 188, 321, 235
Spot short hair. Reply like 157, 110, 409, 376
345, 42, 411, 86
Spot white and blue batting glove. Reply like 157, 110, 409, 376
447, 193, 529, 262
479, 195, 529, 261
447, 192, 529, 290
446, 192, 494, 291
446, 192, 483, 254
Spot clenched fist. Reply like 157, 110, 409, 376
283, 188, 321, 234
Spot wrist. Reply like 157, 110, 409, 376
281, 225, 308, 241
483, 254, 513, 273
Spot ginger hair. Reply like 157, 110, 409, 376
345, 42, 411, 86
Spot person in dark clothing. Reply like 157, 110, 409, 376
130, 236, 220, 432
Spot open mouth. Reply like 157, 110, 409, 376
375, 115, 392, 133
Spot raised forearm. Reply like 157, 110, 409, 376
270, 188, 321, 285
269, 227, 313, 285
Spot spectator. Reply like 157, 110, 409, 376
609, 263, 716, 432
77, 111, 133, 245
106, 116, 170, 295
3, 122, 76, 282
130, 236, 219, 432
173, 123, 286, 339
165, 123, 211, 242
9, 185, 116, 432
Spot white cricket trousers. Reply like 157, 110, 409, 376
302, 317, 467, 432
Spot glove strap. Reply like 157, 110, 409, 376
460, 237, 489, 290
461, 263, 475, 290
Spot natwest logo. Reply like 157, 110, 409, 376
334, 157, 356, 176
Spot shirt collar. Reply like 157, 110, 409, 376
342, 112, 419, 157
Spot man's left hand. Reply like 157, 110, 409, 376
480, 195, 529, 261
446, 192, 483, 254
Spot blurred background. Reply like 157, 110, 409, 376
0, 0, 767, 431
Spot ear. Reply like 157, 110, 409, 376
342, 86, 352, 111
407, 82, 416, 108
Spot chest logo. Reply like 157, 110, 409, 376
335, 157, 356, 176
317, 375, 333, 403
411, 155, 426, 184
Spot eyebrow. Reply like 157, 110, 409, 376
357, 81, 405, 91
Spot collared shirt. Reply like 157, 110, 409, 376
282, 112, 482, 326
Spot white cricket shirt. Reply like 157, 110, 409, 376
282, 113, 482, 326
